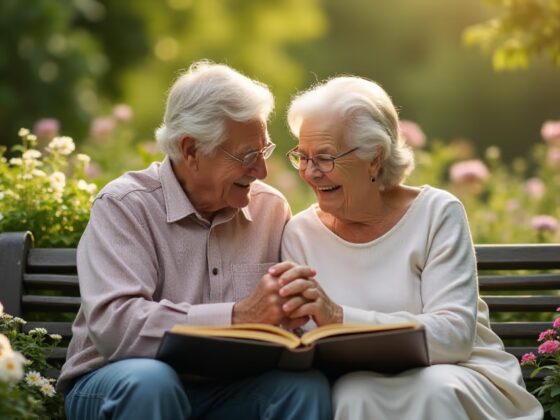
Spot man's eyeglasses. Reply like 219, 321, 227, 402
286, 146, 359, 173
220, 142, 276, 168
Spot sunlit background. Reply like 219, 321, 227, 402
1, 0, 560, 243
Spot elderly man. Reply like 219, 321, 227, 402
58, 61, 331, 420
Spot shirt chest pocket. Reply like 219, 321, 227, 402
231, 263, 276, 301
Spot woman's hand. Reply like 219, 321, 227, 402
278, 272, 343, 326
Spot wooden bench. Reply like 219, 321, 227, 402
1, 231, 560, 380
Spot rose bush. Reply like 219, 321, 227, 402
521, 308, 560, 419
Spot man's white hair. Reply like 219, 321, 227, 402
155, 60, 274, 161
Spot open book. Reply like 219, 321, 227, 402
156, 321, 429, 379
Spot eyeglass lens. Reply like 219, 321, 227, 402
242, 143, 276, 167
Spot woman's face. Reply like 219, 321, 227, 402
297, 116, 375, 221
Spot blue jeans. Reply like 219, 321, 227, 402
64, 358, 331, 420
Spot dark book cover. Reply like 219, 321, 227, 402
156, 326, 429, 380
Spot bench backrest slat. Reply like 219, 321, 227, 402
475, 244, 560, 270
27, 248, 78, 272
1, 231, 559, 383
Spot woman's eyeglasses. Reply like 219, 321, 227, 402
286, 146, 359, 173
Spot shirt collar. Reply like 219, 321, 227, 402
159, 156, 253, 224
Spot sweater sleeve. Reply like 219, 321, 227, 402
77, 194, 234, 361
343, 202, 478, 364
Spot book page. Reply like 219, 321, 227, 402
300, 321, 420, 346
170, 324, 301, 349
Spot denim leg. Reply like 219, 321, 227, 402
185, 369, 331, 420
64, 358, 191, 420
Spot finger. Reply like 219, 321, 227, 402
302, 288, 320, 301
267, 261, 297, 276
278, 266, 317, 286
282, 296, 308, 314
288, 302, 317, 319
279, 279, 314, 297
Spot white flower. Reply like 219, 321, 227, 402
76, 153, 91, 165
22, 149, 42, 160
0, 192, 5, 200
49, 171, 66, 199
18, 128, 30, 137
77, 179, 97, 194
9, 158, 22, 166
25, 370, 43, 386
0, 333, 12, 358
40, 381, 56, 397
28, 327, 48, 336
32, 169, 47, 178
0, 352, 26, 383
12, 317, 26, 325
49, 334, 62, 341
47, 136, 75, 155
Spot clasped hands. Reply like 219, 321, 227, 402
232, 261, 342, 329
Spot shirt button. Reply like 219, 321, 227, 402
212, 268, 219, 275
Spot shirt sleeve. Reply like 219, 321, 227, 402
342, 202, 478, 364
77, 193, 234, 361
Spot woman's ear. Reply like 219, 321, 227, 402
369, 148, 384, 177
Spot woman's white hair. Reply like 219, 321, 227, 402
155, 60, 274, 161
287, 76, 414, 191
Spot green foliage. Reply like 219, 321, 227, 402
0, 310, 64, 420
0, 129, 97, 247
464, 0, 560, 70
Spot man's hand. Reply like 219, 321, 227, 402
232, 261, 316, 327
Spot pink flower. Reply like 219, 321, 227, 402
541, 120, 560, 145
399, 120, 426, 149
557, 307, 560, 312
553, 318, 560, 329
524, 178, 545, 200
538, 329, 557, 342
520, 352, 537, 366
449, 160, 490, 184
33, 118, 60, 141
547, 147, 560, 169
112, 104, 133, 123
90, 117, 115, 139
531, 215, 559, 233
538, 340, 560, 354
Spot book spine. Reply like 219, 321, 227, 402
277, 346, 315, 370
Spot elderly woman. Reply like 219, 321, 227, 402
59, 61, 331, 420
279, 76, 543, 419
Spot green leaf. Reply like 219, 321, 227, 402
551, 386, 560, 398
551, 402, 560, 419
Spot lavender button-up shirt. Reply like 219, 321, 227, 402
57, 157, 291, 392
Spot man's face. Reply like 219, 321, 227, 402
192, 119, 269, 215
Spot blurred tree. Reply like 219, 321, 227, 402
463, 0, 560, 70
0, 0, 149, 149
289, 0, 560, 162
117, 0, 327, 155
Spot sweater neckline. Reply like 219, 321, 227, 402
311, 185, 430, 247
